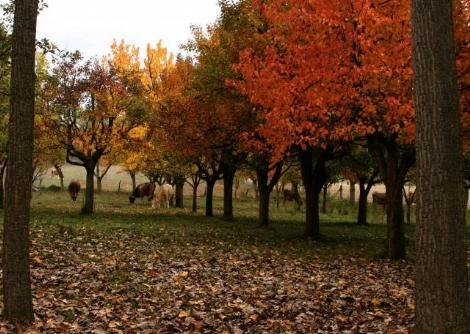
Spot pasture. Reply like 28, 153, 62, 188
0, 188, 422, 333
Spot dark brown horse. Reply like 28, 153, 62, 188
129, 182, 155, 204
372, 192, 387, 205
283, 189, 303, 207
68, 180, 81, 201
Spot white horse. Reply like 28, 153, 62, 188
152, 184, 175, 209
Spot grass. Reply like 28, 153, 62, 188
29, 190, 423, 261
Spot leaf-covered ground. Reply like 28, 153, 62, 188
0, 191, 434, 333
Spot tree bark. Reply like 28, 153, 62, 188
205, 178, 216, 217
83, 167, 95, 214
412, 0, 469, 331
357, 180, 368, 226
2, 0, 38, 323
0, 161, 6, 209
96, 177, 102, 193
257, 166, 270, 226
129, 171, 136, 191
385, 152, 406, 259
192, 184, 198, 213
357, 173, 377, 226
223, 168, 236, 221
299, 148, 327, 239
175, 176, 185, 208
368, 136, 414, 259
258, 184, 270, 227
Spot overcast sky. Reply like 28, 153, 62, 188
24, 0, 220, 58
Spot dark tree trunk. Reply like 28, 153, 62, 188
175, 176, 185, 208
299, 148, 327, 239
257, 167, 270, 226
192, 184, 198, 213
412, 0, 469, 331
129, 171, 136, 191
96, 177, 103, 193
349, 180, 356, 205
339, 184, 343, 199
2, 0, 38, 323
256, 161, 283, 226
357, 172, 377, 226
368, 136, 414, 259
223, 168, 236, 221
258, 184, 270, 227
321, 184, 328, 214
357, 180, 368, 226
385, 153, 406, 259
83, 167, 95, 215
0, 161, 6, 209
205, 178, 216, 217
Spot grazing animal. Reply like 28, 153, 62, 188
372, 192, 387, 205
283, 189, 303, 207
68, 180, 81, 201
152, 184, 175, 209
129, 182, 156, 204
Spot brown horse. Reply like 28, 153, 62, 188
68, 180, 81, 201
283, 189, 303, 207
129, 182, 155, 204
372, 192, 387, 205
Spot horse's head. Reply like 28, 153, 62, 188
129, 195, 136, 204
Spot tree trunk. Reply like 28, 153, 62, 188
53, 164, 64, 191
321, 184, 328, 214
349, 180, 356, 205
0, 162, 6, 209
192, 184, 198, 213
357, 180, 368, 226
299, 148, 327, 239
83, 167, 95, 215
174, 176, 185, 208
223, 169, 236, 221
95, 164, 102, 193
205, 178, 216, 217
96, 177, 103, 193
256, 167, 270, 226
2, 0, 38, 323
406, 202, 411, 225
385, 162, 406, 259
258, 184, 270, 227
129, 171, 136, 191
339, 184, 343, 199
412, 0, 469, 331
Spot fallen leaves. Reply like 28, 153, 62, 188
0, 226, 415, 333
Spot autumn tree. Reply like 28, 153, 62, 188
41, 53, 129, 214
413, 0, 469, 331
3, 0, 39, 323
234, 0, 356, 238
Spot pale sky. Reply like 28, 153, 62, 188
29, 0, 220, 58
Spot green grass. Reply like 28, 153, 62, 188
28, 190, 425, 260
